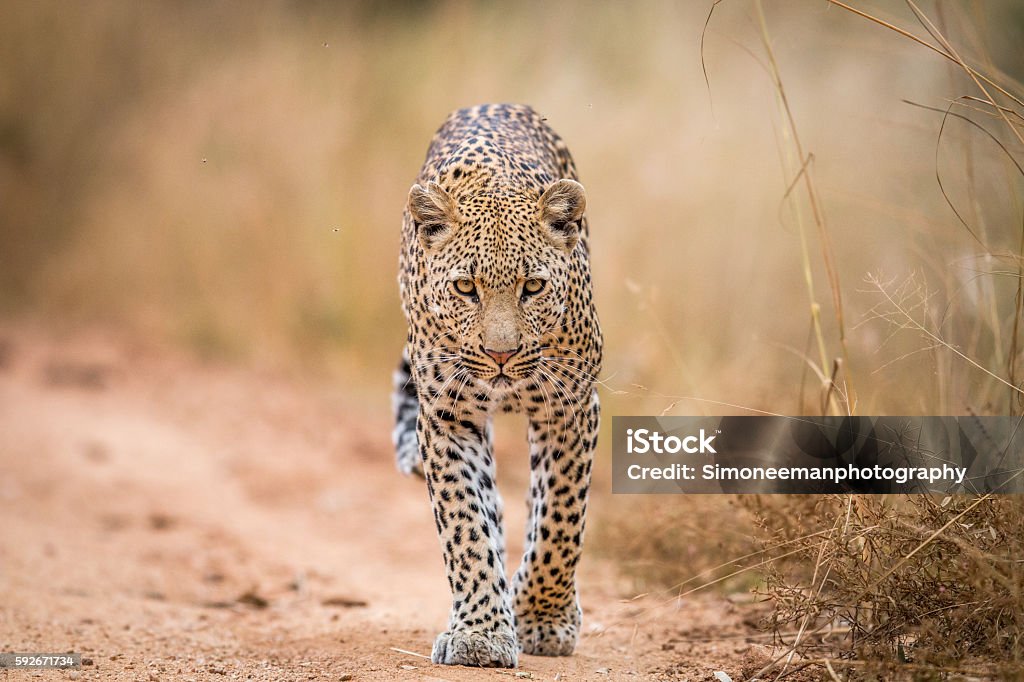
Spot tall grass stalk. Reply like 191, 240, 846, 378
824, 0, 1024, 415
753, 0, 853, 416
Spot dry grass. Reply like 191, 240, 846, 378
745, 494, 1024, 678
592, 495, 760, 595
596, 3, 1024, 677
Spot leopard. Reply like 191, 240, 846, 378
391, 103, 602, 668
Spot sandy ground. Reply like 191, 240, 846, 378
0, 325, 770, 681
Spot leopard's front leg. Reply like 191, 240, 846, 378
512, 387, 599, 656
418, 390, 516, 667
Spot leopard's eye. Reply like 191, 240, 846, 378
453, 279, 476, 296
522, 278, 546, 297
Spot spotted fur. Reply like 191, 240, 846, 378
392, 104, 602, 667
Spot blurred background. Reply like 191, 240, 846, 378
3, 1, 1024, 674
3, 0, 1023, 415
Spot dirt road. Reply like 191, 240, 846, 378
0, 325, 766, 681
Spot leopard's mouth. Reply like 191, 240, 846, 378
460, 350, 539, 387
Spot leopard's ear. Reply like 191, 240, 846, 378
538, 179, 586, 252
408, 181, 458, 250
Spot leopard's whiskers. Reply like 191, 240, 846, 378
426, 363, 468, 418
536, 366, 583, 436
541, 357, 597, 385
534, 372, 555, 425
537, 345, 602, 373
453, 369, 474, 422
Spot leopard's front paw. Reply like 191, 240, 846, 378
516, 608, 581, 656
431, 627, 518, 667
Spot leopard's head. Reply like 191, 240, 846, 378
408, 177, 586, 389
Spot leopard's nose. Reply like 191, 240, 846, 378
483, 346, 521, 366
